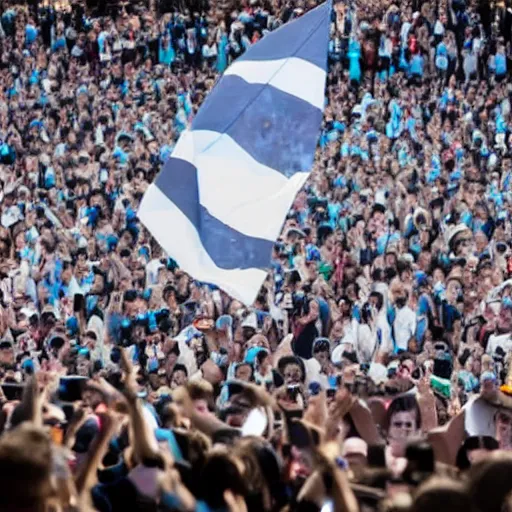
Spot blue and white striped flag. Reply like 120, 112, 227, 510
138, 2, 330, 305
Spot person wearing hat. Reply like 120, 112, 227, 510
446, 224, 473, 259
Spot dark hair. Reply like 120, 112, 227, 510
312, 337, 330, 354
277, 356, 306, 382
235, 362, 254, 381
198, 453, 248, 509
171, 363, 188, 377
468, 455, 512, 512
256, 349, 269, 366
456, 436, 499, 470
369, 291, 384, 311
411, 477, 475, 512
385, 394, 422, 431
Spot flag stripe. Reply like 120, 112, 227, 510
224, 57, 326, 110
237, 2, 330, 70
192, 74, 323, 177
139, 2, 330, 305
154, 156, 274, 270
169, 129, 309, 240
139, 184, 268, 305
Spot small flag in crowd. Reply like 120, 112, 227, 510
138, 2, 330, 305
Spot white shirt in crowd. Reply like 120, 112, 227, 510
304, 357, 329, 389
393, 306, 417, 352
486, 332, 512, 358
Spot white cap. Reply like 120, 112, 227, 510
241, 312, 258, 330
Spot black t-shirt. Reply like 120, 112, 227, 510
92, 477, 158, 512
292, 321, 319, 360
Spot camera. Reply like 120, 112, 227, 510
286, 384, 301, 401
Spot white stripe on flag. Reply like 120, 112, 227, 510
172, 130, 309, 240
224, 57, 326, 110
138, 184, 268, 305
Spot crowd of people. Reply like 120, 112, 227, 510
3, 0, 512, 510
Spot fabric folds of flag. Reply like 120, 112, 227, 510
138, 2, 330, 305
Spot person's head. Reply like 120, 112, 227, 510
446, 277, 463, 304
468, 453, 512, 512
235, 363, 254, 382
0, 424, 54, 511
498, 301, 512, 333
255, 349, 271, 371
411, 476, 476, 512
277, 356, 305, 385
82, 387, 104, 410
170, 363, 188, 389
369, 291, 384, 312
394, 289, 409, 309
342, 437, 368, 478
452, 229, 473, 257
186, 379, 213, 414
312, 337, 330, 368
233, 437, 284, 512
495, 408, 512, 449
198, 451, 248, 510
385, 394, 422, 457
456, 436, 499, 470
189, 335, 209, 367
60, 260, 73, 284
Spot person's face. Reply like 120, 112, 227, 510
474, 231, 488, 252
313, 349, 329, 368
388, 410, 419, 456
171, 370, 187, 389
148, 373, 159, 391
61, 265, 73, 284
385, 253, 397, 268
446, 279, 462, 304
235, 364, 252, 382
91, 273, 105, 294
369, 296, 380, 311
496, 411, 512, 448
346, 284, 357, 302
191, 337, 208, 365
283, 363, 302, 385
417, 251, 431, 271
121, 231, 134, 247
330, 321, 344, 341
158, 373, 168, 388
455, 233, 472, 257
0, 346, 14, 365
84, 334, 97, 349
76, 355, 91, 377
498, 306, 512, 332
398, 359, 414, 379
82, 389, 103, 409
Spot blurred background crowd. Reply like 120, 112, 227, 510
3, 0, 512, 510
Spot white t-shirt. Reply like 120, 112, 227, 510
393, 306, 417, 351
486, 332, 512, 358
304, 357, 328, 389
376, 312, 393, 356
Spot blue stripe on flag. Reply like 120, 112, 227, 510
139, 1, 330, 305
155, 157, 274, 270
192, 75, 322, 177
238, 2, 330, 70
